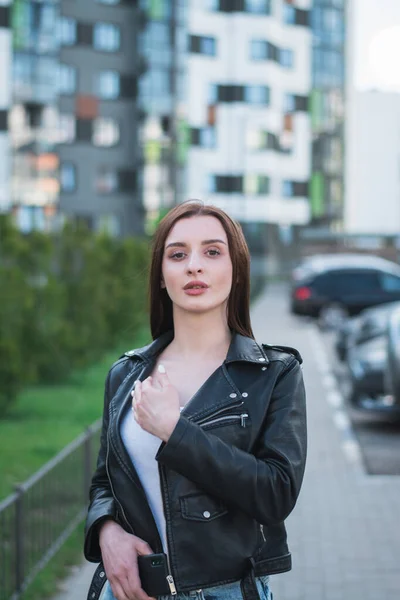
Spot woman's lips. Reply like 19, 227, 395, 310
184, 287, 209, 296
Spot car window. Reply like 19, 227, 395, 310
380, 273, 400, 292
312, 270, 380, 294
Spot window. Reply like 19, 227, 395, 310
280, 49, 294, 68
190, 35, 217, 56
282, 180, 293, 197
282, 180, 308, 197
58, 115, 76, 144
285, 94, 308, 113
58, 16, 76, 46
60, 163, 76, 192
208, 84, 218, 104
245, 85, 270, 105
208, 175, 243, 193
96, 167, 118, 193
93, 117, 120, 146
97, 0, 120, 4
283, 4, 295, 24
77, 23, 93, 45
380, 273, 400, 292
211, 85, 244, 103
283, 4, 309, 26
313, 271, 380, 295
58, 64, 77, 94
206, 0, 219, 10
201, 127, 216, 147
97, 71, 120, 99
250, 40, 266, 60
202, 37, 216, 56
245, 175, 269, 195
245, 0, 271, 14
93, 23, 121, 52
251, 41, 280, 62
191, 127, 216, 148
246, 130, 279, 151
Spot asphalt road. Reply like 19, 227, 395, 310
318, 328, 400, 476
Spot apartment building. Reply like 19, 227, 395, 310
139, 0, 188, 226
310, 0, 346, 231
58, 0, 146, 236
186, 0, 312, 233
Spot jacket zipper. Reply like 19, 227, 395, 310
106, 431, 134, 534
159, 464, 177, 595
193, 401, 244, 425
260, 524, 266, 542
199, 413, 249, 429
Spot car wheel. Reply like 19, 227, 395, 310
385, 308, 400, 404
319, 303, 349, 331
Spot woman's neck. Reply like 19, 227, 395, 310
167, 311, 232, 362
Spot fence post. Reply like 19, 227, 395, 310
84, 426, 92, 504
14, 485, 24, 597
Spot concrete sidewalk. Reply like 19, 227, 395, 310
51, 284, 400, 600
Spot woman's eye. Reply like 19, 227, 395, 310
207, 249, 221, 256
170, 252, 185, 259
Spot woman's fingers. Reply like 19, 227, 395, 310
109, 579, 130, 600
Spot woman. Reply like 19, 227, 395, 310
85, 201, 307, 600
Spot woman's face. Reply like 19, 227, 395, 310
161, 215, 233, 317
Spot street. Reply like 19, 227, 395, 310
318, 330, 400, 476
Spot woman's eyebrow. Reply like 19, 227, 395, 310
165, 239, 227, 249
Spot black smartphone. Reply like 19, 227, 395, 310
137, 553, 176, 597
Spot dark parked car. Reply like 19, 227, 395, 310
346, 306, 400, 416
335, 301, 400, 362
290, 254, 400, 329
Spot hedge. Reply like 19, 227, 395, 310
0, 216, 149, 417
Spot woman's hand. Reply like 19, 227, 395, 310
99, 520, 155, 600
132, 366, 180, 442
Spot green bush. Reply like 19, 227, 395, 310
0, 215, 150, 417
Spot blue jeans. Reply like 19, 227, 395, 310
101, 576, 272, 600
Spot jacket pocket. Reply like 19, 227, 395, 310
180, 492, 228, 522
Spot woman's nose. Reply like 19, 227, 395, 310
187, 264, 203, 274
186, 255, 203, 274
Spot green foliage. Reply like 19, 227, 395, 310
0, 215, 150, 417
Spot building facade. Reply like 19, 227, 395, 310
139, 0, 188, 228
344, 90, 400, 235
0, 0, 11, 214
8, 0, 60, 231
58, 0, 146, 237
186, 0, 312, 231
310, 0, 345, 231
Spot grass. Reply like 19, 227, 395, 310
0, 325, 150, 600
0, 325, 150, 501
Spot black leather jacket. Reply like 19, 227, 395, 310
84, 331, 307, 593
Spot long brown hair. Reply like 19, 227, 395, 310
149, 200, 254, 340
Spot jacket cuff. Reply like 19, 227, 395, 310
156, 416, 191, 461
84, 497, 117, 562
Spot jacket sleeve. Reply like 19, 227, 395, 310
84, 369, 118, 562
155, 357, 307, 526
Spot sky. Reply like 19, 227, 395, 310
354, 0, 400, 92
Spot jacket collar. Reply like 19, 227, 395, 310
125, 330, 269, 366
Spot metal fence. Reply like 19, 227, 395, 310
0, 420, 101, 600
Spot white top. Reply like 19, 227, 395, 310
120, 406, 184, 554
